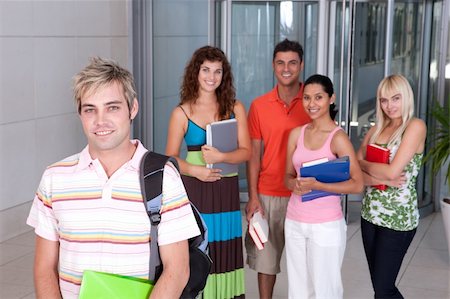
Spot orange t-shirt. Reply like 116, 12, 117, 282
247, 84, 310, 197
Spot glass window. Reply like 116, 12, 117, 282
364, 3, 386, 65
348, 1, 387, 151
219, 1, 319, 191
228, 1, 318, 112
151, 0, 210, 154
391, 2, 423, 96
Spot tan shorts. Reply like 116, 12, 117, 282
245, 194, 289, 275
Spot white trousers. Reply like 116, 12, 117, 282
285, 218, 347, 299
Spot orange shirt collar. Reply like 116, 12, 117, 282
269, 82, 304, 104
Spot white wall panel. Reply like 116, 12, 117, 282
34, 37, 77, 118
75, 1, 111, 36
110, 37, 129, 68
32, 0, 77, 36
35, 113, 85, 172
0, 1, 34, 36
0, 0, 130, 241
0, 202, 34, 243
109, 0, 129, 36
0, 120, 37, 210
75, 37, 112, 68
0, 38, 35, 124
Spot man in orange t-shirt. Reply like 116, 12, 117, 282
245, 39, 310, 298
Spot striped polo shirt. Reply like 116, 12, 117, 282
27, 140, 200, 298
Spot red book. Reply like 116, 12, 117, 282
366, 144, 390, 190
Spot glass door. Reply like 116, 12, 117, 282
216, 0, 320, 192
214, 0, 436, 212
330, 0, 431, 214
222, 1, 319, 112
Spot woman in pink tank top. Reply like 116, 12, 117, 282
284, 74, 364, 299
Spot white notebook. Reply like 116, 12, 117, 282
302, 157, 329, 167
249, 211, 269, 250
206, 119, 238, 175
248, 223, 264, 250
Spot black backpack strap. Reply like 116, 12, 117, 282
139, 151, 179, 282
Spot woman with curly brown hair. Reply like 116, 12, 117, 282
166, 45, 250, 298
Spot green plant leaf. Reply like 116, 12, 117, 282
423, 99, 450, 190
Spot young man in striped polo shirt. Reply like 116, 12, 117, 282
27, 57, 200, 298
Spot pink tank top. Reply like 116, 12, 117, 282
286, 125, 344, 223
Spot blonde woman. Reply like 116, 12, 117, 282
357, 74, 426, 299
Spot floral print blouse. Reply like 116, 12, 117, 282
361, 142, 423, 231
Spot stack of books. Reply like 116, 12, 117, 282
366, 144, 390, 190
248, 211, 269, 250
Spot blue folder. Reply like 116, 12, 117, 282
299, 156, 350, 202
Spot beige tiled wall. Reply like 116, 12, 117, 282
0, 0, 130, 242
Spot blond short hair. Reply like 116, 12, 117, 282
73, 57, 137, 114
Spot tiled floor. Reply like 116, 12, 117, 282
1, 202, 449, 299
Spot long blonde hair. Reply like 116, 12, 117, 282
369, 74, 415, 149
